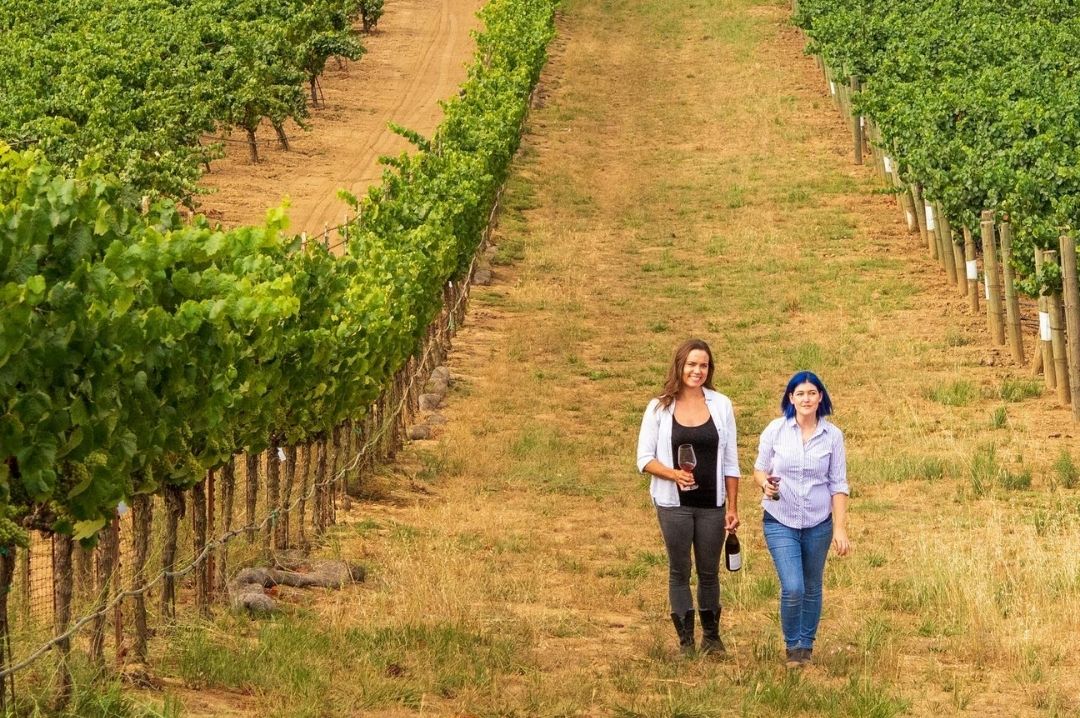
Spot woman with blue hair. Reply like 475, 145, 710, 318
753, 371, 850, 668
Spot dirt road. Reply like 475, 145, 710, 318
197, 0, 484, 236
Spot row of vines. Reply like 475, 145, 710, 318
0, 0, 558, 709
794, 0, 1080, 416
0, 0, 384, 200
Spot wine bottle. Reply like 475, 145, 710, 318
724, 531, 741, 572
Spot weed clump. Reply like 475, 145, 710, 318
1053, 449, 1079, 489
967, 444, 1032, 495
999, 377, 1042, 402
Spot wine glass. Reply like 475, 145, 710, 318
767, 458, 781, 501
676, 444, 698, 491
767, 475, 781, 500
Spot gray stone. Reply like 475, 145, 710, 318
408, 425, 433, 440
473, 268, 493, 286
424, 377, 448, 396
427, 413, 448, 425
419, 393, 442, 410
431, 365, 451, 383
228, 559, 365, 614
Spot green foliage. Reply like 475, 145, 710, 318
794, 0, 1080, 297
0, 0, 558, 539
357, 0, 385, 32
0, 0, 368, 200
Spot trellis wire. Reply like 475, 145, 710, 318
0, 80, 527, 704
0, 235, 484, 683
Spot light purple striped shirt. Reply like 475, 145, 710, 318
753, 416, 848, 529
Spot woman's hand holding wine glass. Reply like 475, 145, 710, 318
675, 444, 699, 491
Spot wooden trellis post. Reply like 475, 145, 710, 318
938, 208, 958, 286
980, 211, 1006, 345
52, 534, 74, 711
952, 235, 967, 297
1060, 234, 1080, 420
1045, 249, 1072, 405
850, 77, 863, 165
923, 195, 939, 259
912, 185, 929, 252
999, 222, 1024, 363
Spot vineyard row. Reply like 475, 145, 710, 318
0, 0, 384, 200
0, 0, 558, 707
794, 0, 1080, 419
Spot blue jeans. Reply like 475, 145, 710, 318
762, 511, 832, 650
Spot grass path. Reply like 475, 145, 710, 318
162, 0, 1080, 715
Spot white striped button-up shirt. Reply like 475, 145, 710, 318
753, 416, 848, 529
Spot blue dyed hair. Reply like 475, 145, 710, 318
781, 371, 833, 419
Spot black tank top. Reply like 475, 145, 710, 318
670, 414, 719, 508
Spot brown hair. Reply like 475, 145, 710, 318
657, 338, 715, 407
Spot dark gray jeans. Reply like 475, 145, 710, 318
656, 504, 725, 615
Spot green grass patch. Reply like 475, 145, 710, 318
788, 341, 840, 371
1053, 449, 1079, 489
597, 550, 665, 581
968, 443, 998, 497
10, 664, 181, 718
854, 455, 948, 484
168, 616, 526, 713
999, 377, 1042, 402
726, 571, 779, 610
507, 424, 604, 497
926, 380, 977, 407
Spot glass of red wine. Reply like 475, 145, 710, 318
767, 475, 781, 500
676, 444, 698, 491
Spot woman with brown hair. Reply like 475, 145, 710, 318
636, 338, 741, 655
